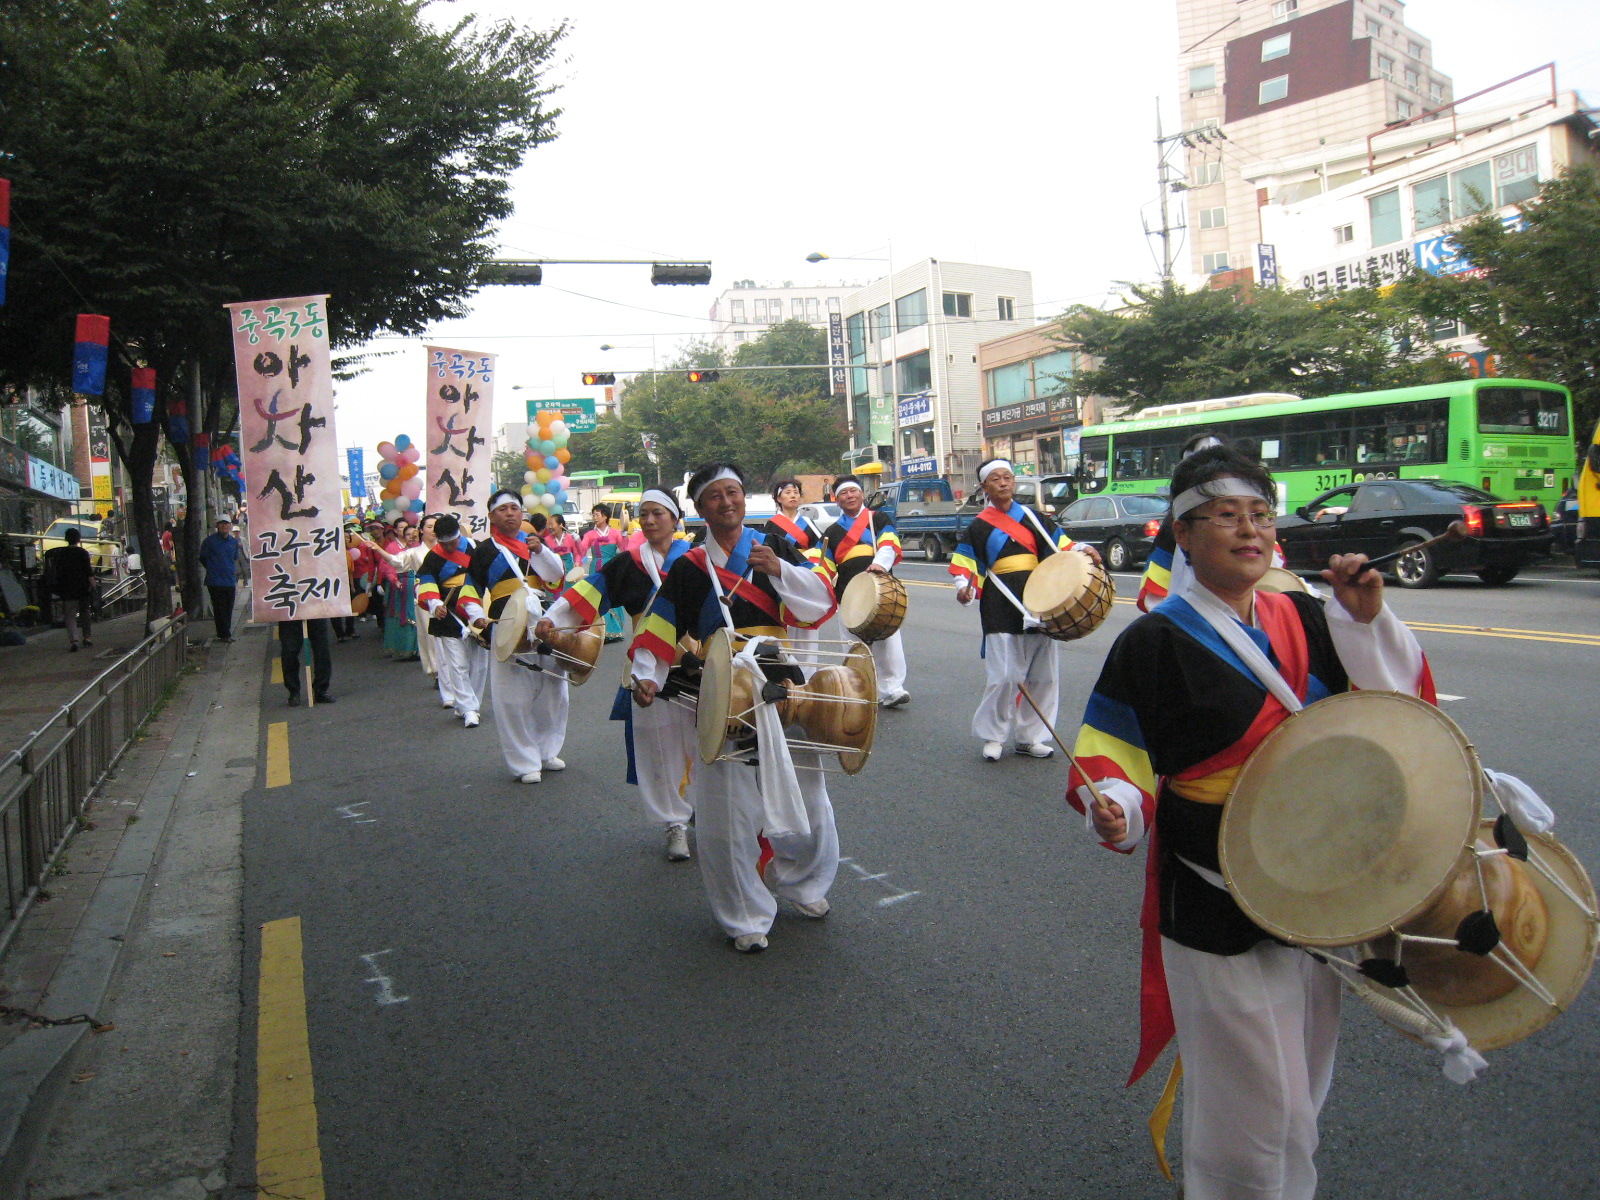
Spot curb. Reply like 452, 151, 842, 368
0, 651, 224, 1199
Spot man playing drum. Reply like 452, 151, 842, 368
630, 462, 838, 953
539, 488, 698, 860
1067, 443, 1436, 1200
819, 475, 909, 708
416, 514, 489, 728
463, 489, 567, 782
950, 458, 1095, 761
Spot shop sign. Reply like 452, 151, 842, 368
982, 394, 1076, 436
897, 391, 933, 425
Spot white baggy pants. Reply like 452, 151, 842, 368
435, 635, 488, 716
971, 631, 1058, 745
489, 653, 569, 777
631, 688, 695, 827
692, 749, 838, 940
415, 601, 437, 677
870, 629, 907, 699
1162, 937, 1341, 1200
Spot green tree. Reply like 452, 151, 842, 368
572, 321, 847, 488
0, 0, 564, 621
1056, 281, 1463, 413
1396, 167, 1600, 439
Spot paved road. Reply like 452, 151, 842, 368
233, 566, 1599, 1198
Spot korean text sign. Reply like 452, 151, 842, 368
226, 294, 352, 622
424, 346, 495, 537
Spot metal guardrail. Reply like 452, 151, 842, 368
98, 572, 147, 618
0, 618, 187, 959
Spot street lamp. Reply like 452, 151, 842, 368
599, 339, 658, 418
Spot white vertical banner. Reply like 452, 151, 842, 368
424, 346, 496, 538
226, 294, 352, 622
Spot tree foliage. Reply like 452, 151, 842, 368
1056, 280, 1465, 413
1396, 167, 1600, 439
574, 321, 848, 488
0, 0, 565, 618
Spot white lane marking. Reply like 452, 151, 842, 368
335, 801, 377, 824
839, 856, 922, 908
358, 950, 411, 1005
1436, 693, 1465, 701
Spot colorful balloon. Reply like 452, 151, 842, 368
394, 434, 412, 452
555, 448, 571, 464
376, 441, 398, 461
378, 462, 399, 480
550, 421, 568, 438
539, 493, 557, 509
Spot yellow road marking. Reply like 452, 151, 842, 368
271, 658, 283, 685
266, 723, 291, 789
898, 578, 1597, 645
256, 917, 324, 1200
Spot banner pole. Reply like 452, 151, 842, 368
303, 619, 314, 707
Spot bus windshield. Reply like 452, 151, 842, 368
1478, 387, 1570, 437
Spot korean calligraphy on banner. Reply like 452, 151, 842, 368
226, 294, 352, 623
424, 346, 495, 538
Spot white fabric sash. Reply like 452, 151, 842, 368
733, 635, 810, 840
980, 504, 1061, 631
1178, 577, 1304, 716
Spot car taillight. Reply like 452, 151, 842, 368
1462, 505, 1485, 536
1143, 519, 1161, 538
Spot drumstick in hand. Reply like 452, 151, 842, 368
1015, 684, 1112, 810
1351, 520, 1469, 578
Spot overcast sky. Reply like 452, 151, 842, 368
331, 0, 1600, 463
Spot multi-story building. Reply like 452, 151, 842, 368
1177, 0, 1453, 280
840, 260, 1034, 484
709, 281, 861, 351
1251, 81, 1598, 361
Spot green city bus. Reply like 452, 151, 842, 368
1076, 378, 1575, 511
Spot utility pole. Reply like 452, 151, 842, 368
1147, 100, 1231, 286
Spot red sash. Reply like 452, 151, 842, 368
769, 513, 811, 548
686, 547, 784, 626
834, 507, 874, 560
492, 531, 530, 561
982, 505, 1039, 556
436, 544, 471, 571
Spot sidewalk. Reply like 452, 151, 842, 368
0, 596, 257, 1199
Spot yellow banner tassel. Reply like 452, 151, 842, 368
1149, 1054, 1184, 1183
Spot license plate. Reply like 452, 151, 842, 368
1507, 514, 1532, 527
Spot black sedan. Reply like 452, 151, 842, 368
1278, 480, 1553, 587
1055, 492, 1168, 571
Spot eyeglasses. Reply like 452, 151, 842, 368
1189, 510, 1278, 529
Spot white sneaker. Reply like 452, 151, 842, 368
664, 824, 691, 861
543, 757, 566, 772
518, 770, 542, 784
463, 711, 480, 728
791, 896, 830, 919
441, 699, 454, 709
1015, 742, 1054, 759
982, 741, 1004, 762
879, 690, 911, 709
732, 933, 768, 953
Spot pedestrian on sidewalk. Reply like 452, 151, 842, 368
198, 517, 244, 642
278, 618, 334, 705
41, 528, 95, 651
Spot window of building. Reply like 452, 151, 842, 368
1495, 145, 1539, 205
1259, 75, 1289, 104
827, 296, 841, 314
1396, 98, 1414, 120
1271, 0, 1297, 21
1189, 63, 1217, 93
787, 298, 801, 319
1261, 33, 1291, 62
1408, 39, 1424, 59
1404, 67, 1419, 89
753, 298, 767, 321
1429, 80, 1444, 105
1191, 160, 1222, 186
734, 331, 748, 343
1413, 173, 1449, 229
870, 304, 891, 341
1199, 205, 1228, 229
894, 289, 927, 332
987, 361, 1030, 405
997, 296, 1016, 321
1334, 223, 1355, 244
846, 312, 866, 359
1377, 54, 1394, 79
1367, 17, 1383, 37
1379, 5, 1396, 17
1368, 188, 1402, 246
1451, 160, 1493, 218
897, 351, 931, 396
1202, 251, 1230, 274
942, 291, 972, 318
1030, 351, 1075, 399
730, 299, 745, 322
805, 297, 821, 321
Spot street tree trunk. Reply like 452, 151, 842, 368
120, 419, 174, 629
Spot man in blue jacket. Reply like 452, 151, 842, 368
198, 516, 244, 642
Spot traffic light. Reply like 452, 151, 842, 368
686, 369, 721, 384
480, 261, 543, 285
581, 372, 616, 386
651, 262, 713, 286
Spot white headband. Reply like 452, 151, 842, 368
690, 468, 743, 503
640, 487, 680, 519
1171, 477, 1270, 520
978, 459, 1014, 484
832, 480, 863, 497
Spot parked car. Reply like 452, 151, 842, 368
1055, 492, 1169, 571
1276, 480, 1553, 587
1552, 486, 1578, 557
798, 502, 842, 532
38, 518, 123, 573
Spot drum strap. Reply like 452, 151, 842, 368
983, 570, 1042, 631
1178, 579, 1304, 717
493, 538, 544, 610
